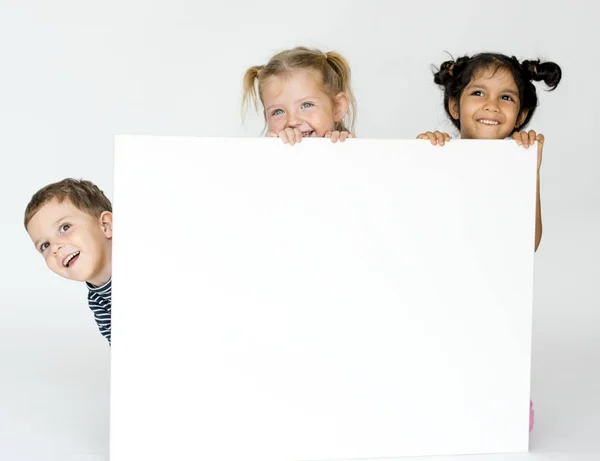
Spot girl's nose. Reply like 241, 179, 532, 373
286, 113, 302, 128
483, 101, 500, 112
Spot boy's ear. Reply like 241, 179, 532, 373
333, 92, 350, 123
515, 109, 529, 129
100, 211, 113, 239
449, 97, 460, 120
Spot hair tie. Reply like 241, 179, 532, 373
448, 63, 455, 76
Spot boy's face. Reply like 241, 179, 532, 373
27, 198, 112, 287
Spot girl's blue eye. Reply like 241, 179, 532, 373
301, 102, 314, 109
471, 90, 483, 96
60, 223, 71, 233
271, 109, 284, 116
501, 95, 514, 101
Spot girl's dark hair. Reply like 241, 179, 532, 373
433, 53, 562, 132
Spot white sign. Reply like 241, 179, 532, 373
111, 136, 537, 460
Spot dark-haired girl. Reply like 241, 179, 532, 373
417, 52, 562, 432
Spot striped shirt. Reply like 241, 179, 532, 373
86, 278, 112, 344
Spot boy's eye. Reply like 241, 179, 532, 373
501, 95, 514, 102
40, 242, 49, 252
300, 102, 314, 109
60, 223, 71, 233
471, 90, 483, 97
271, 109, 284, 116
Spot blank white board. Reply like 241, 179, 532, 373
111, 136, 537, 460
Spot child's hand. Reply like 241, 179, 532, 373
324, 131, 354, 143
512, 130, 544, 170
416, 131, 451, 146
267, 128, 303, 145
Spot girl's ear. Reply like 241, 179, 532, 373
449, 97, 460, 120
515, 109, 529, 129
333, 92, 349, 122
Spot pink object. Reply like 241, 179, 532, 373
529, 400, 534, 431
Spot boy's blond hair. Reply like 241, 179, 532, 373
24, 178, 112, 229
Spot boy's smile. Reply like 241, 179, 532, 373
62, 250, 80, 268
26, 198, 112, 286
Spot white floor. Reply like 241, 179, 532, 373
2, 208, 598, 461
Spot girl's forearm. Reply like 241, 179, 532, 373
534, 171, 542, 252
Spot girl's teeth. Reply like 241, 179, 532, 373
479, 120, 499, 125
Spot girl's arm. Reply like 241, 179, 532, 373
513, 131, 544, 252
535, 170, 542, 252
